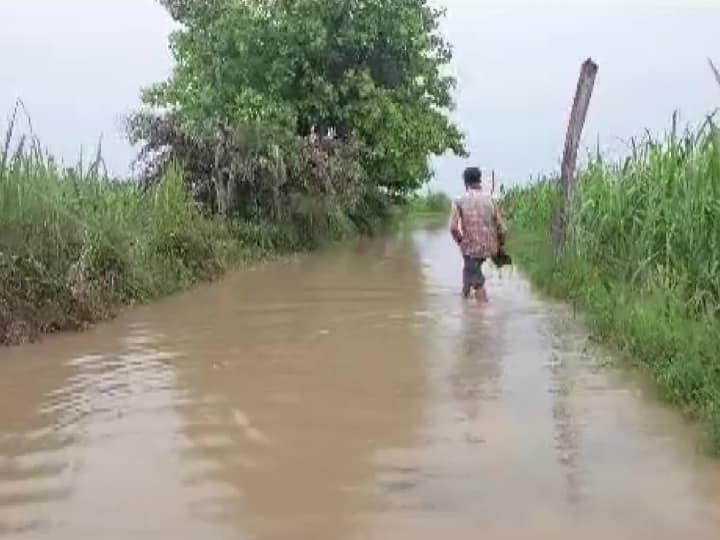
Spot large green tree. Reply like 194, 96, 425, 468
144, 0, 466, 195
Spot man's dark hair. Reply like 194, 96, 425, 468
463, 167, 482, 186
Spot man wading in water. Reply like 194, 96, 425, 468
449, 167, 507, 301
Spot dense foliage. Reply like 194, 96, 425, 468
128, 112, 389, 238
0, 136, 233, 344
2, 2, 464, 345
503, 116, 720, 451
135, 0, 465, 206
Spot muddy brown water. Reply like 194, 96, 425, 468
2, 224, 720, 540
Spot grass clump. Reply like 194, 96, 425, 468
503, 114, 720, 453
0, 117, 391, 345
407, 190, 452, 215
0, 140, 239, 344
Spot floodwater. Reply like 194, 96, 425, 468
2, 224, 720, 540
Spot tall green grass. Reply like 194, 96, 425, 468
0, 134, 244, 343
395, 190, 452, 229
0, 117, 378, 344
406, 190, 452, 215
504, 114, 720, 452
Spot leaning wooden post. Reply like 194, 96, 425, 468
553, 58, 599, 258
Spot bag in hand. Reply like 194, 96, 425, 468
492, 231, 512, 268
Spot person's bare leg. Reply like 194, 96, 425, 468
474, 285, 488, 303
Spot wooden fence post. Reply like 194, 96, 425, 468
552, 58, 599, 258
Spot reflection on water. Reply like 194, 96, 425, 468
0, 323, 233, 540
2, 225, 720, 539
157, 235, 429, 539
0, 339, 77, 536
548, 324, 586, 508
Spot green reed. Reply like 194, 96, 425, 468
0, 105, 397, 345
504, 113, 720, 453
0, 115, 247, 344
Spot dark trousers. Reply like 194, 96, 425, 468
462, 256, 486, 298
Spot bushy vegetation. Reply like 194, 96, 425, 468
503, 115, 720, 451
1, 1, 464, 345
127, 113, 391, 242
0, 126, 231, 344
406, 190, 452, 215
0, 112, 414, 345
133, 0, 465, 208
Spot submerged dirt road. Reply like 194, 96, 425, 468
2, 224, 720, 540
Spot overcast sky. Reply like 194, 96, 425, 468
1, 0, 719, 193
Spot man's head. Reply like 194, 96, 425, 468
463, 167, 482, 189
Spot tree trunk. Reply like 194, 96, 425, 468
553, 58, 599, 258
